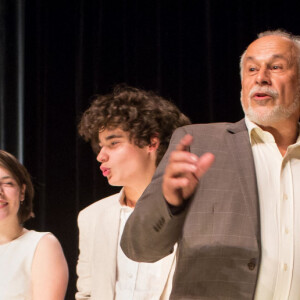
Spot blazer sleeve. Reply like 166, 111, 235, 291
121, 127, 190, 263
75, 210, 92, 300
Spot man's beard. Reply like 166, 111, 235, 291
241, 86, 300, 126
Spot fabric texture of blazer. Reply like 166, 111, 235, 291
76, 190, 177, 300
121, 119, 261, 299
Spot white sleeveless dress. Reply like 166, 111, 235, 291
0, 230, 49, 300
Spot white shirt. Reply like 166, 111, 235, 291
245, 117, 300, 300
115, 205, 170, 300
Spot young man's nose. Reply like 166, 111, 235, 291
97, 148, 108, 163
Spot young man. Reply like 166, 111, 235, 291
121, 30, 300, 299
75, 84, 190, 300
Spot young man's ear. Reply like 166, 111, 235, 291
148, 136, 160, 152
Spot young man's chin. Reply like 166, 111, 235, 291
107, 179, 121, 187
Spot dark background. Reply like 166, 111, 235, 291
1, 1, 300, 298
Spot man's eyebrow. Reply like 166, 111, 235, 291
245, 56, 255, 62
271, 54, 287, 60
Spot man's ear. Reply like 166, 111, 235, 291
148, 136, 160, 152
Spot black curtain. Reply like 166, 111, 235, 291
0, 0, 24, 159
1, 0, 300, 298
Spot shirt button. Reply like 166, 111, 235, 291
285, 228, 289, 234
283, 194, 288, 200
284, 263, 288, 271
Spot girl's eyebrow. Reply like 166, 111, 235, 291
0, 175, 12, 180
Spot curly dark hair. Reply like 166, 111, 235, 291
0, 150, 34, 224
78, 84, 191, 165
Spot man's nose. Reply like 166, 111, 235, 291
256, 67, 271, 85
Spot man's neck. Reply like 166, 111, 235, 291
257, 119, 299, 156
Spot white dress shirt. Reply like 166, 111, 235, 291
245, 117, 300, 300
115, 204, 170, 300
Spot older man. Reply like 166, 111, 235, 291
121, 30, 300, 299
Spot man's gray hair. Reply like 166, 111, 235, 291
239, 29, 300, 79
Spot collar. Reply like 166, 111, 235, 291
244, 116, 300, 146
118, 189, 135, 212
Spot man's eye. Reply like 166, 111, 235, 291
111, 141, 119, 146
272, 65, 282, 70
249, 67, 256, 72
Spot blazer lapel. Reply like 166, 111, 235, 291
226, 119, 260, 237
93, 193, 123, 299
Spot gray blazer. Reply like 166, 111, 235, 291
121, 119, 261, 299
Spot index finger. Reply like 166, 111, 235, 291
176, 134, 193, 151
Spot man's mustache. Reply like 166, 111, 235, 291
249, 86, 279, 98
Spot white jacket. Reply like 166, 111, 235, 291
76, 191, 176, 300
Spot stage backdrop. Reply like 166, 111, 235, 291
1, 0, 300, 298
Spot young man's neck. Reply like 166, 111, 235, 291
123, 185, 147, 208
123, 162, 157, 207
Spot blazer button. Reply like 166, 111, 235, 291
248, 258, 256, 270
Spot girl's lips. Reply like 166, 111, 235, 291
0, 201, 8, 208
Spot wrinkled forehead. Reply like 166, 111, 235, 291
244, 35, 297, 64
